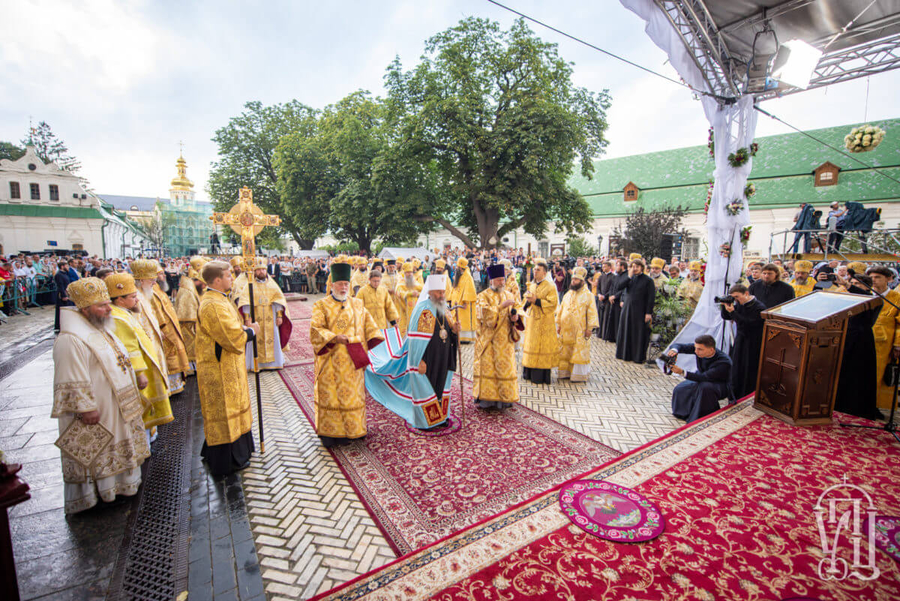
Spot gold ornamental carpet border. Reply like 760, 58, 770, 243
309, 400, 763, 601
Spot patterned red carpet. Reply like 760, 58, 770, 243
283, 300, 313, 366
310, 401, 900, 601
280, 363, 621, 555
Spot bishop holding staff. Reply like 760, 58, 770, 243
237, 258, 292, 372
52, 278, 150, 514
522, 258, 559, 384
473, 264, 524, 408
355, 269, 399, 329
196, 261, 260, 477
556, 267, 599, 381
310, 259, 384, 448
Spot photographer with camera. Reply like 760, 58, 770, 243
719, 284, 765, 399
668, 335, 733, 423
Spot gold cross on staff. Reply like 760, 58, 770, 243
209, 187, 280, 269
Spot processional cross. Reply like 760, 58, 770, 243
209, 186, 281, 453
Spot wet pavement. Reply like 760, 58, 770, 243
2, 326, 264, 600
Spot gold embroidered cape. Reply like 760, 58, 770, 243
151, 284, 190, 374
236, 276, 290, 365
473, 288, 521, 403
556, 286, 599, 377
355, 283, 400, 330
522, 279, 560, 370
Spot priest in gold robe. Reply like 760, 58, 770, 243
677, 261, 705, 308
174, 269, 205, 375
196, 261, 259, 476
473, 264, 524, 408
869, 265, 900, 410
52, 278, 150, 514
522, 258, 559, 384
431, 259, 454, 296
449, 257, 478, 343
229, 257, 248, 304
237, 258, 292, 371
351, 256, 368, 295
107, 272, 173, 436
501, 259, 522, 306
396, 262, 423, 334
146, 265, 190, 394
355, 269, 399, 329
130, 259, 172, 440
789, 260, 816, 298
556, 267, 600, 382
310, 259, 384, 447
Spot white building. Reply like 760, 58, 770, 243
0, 146, 149, 258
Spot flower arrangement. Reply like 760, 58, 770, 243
727, 147, 750, 168
707, 127, 715, 158
740, 226, 752, 247
703, 180, 714, 220
750, 142, 759, 156
845, 124, 885, 153
724, 199, 744, 216
719, 242, 732, 258
744, 182, 756, 200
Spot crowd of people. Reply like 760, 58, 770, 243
39, 242, 900, 513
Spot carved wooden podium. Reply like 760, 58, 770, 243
754, 291, 883, 426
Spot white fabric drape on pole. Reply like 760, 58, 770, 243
621, 0, 759, 370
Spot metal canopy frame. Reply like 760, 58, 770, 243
655, 0, 900, 102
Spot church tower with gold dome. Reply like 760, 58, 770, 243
159, 149, 213, 256
169, 152, 195, 207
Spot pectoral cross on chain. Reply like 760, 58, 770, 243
116, 354, 131, 374
209, 187, 281, 270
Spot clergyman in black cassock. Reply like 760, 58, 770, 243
615, 261, 656, 363
595, 263, 614, 339
748, 264, 795, 309
601, 261, 629, 342
720, 287, 765, 399
670, 340, 732, 423
423, 307, 459, 401
834, 281, 882, 420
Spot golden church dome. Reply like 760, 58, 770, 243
170, 153, 194, 190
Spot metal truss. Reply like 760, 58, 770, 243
657, 0, 900, 102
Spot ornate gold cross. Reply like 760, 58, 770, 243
209, 187, 281, 269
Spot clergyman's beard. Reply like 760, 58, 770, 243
157, 279, 170, 293
332, 290, 348, 302
429, 299, 447, 318
405, 276, 415, 287
570, 281, 583, 291
86, 313, 113, 329
139, 285, 154, 301
491, 284, 503, 292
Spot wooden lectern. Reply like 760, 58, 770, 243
754, 291, 883, 426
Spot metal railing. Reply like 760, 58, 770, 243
768, 227, 900, 261
0, 275, 57, 323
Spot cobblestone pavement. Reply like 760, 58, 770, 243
0, 305, 55, 356
242, 300, 689, 600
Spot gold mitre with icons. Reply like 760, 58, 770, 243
130, 259, 159, 280
67, 277, 111, 309
105, 272, 137, 298
189, 256, 208, 271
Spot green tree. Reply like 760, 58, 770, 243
610, 205, 689, 260
135, 201, 177, 255
566, 235, 597, 258
0, 141, 25, 162
23, 121, 81, 172
385, 17, 611, 249
208, 100, 327, 249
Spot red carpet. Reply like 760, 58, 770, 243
283, 300, 313, 366
310, 401, 900, 601
279, 363, 621, 556
287, 299, 312, 319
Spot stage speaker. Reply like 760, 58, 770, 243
658, 234, 676, 264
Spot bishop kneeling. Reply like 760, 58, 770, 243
52, 278, 150, 514
196, 261, 260, 477
237, 258, 293, 371
310, 259, 384, 448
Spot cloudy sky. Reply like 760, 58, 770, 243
2, 0, 898, 200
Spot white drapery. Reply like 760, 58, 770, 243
621, 0, 759, 367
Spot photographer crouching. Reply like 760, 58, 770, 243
719, 284, 765, 399
667, 335, 732, 423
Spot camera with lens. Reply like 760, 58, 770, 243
714, 295, 736, 305
662, 353, 678, 375
509, 307, 517, 317
825, 273, 836, 281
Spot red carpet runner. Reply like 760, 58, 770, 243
310, 401, 900, 600
279, 363, 620, 556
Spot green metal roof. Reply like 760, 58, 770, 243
0, 204, 104, 219
572, 117, 900, 217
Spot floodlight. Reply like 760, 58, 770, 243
771, 39, 823, 90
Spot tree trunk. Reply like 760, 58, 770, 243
473, 201, 499, 250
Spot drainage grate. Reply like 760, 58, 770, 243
108, 387, 194, 601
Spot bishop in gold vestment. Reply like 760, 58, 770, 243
449, 257, 477, 343
174, 269, 205, 375
237, 260, 292, 371
150, 270, 190, 394
395, 263, 423, 335
677, 261, 705, 308
196, 261, 257, 476
473, 265, 524, 408
522, 259, 560, 384
107, 273, 173, 431
556, 267, 600, 382
789, 260, 816, 298
310, 260, 383, 447
355, 270, 399, 329
52, 278, 149, 514
869, 267, 900, 410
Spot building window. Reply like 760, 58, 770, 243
9, 182, 20, 199
49, 184, 59, 201
72, 244, 84, 251
623, 182, 640, 201
30, 183, 40, 200
814, 162, 840, 187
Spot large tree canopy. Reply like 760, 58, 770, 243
0, 142, 25, 162
23, 121, 81, 172
208, 101, 326, 249
386, 17, 611, 249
